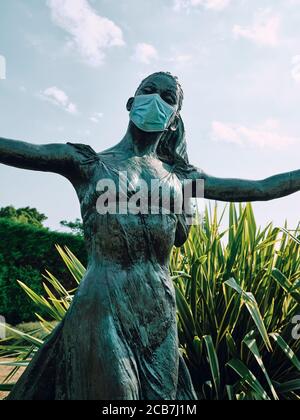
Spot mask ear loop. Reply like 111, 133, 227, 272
169, 113, 180, 132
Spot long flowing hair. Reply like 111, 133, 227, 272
137, 72, 196, 247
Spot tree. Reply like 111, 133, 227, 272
60, 218, 83, 236
0, 206, 47, 228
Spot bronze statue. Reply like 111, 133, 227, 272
1, 71, 300, 400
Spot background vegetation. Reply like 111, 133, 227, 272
0, 207, 86, 324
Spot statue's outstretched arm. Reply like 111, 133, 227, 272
0, 137, 79, 177
188, 167, 300, 202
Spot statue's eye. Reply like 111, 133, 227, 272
163, 94, 175, 105
143, 86, 154, 94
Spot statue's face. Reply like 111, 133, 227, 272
127, 73, 181, 131
136, 73, 180, 111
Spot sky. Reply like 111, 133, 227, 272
1, 0, 300, 232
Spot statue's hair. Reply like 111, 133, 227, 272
137, 71, 195, 247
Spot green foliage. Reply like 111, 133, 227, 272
60, 218, 83, 236
171, 203, 300, 400
1, 203, 300, 400
0, 263, 44, 324
0, 219, 86, 324
0, 206, 47, 227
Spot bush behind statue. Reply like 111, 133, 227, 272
0, 218, 86, 324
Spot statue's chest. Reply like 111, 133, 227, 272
90, 156, 183, 215
123, 156, 180, 196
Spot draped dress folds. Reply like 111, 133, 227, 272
7, 143, 197, 401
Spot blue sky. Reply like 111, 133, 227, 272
0, 0, 300, 231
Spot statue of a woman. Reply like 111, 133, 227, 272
1, 71, 300, 400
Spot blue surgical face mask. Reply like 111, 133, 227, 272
129, 93, 177, 133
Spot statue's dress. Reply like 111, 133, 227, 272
8, 144, 197, 400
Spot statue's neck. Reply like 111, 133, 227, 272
114, 122, 164, 158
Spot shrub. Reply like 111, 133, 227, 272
0, 218, 86, 324
172, 203, 300, 400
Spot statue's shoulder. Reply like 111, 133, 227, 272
66, 142, 100, 166
173, 160, 202, 180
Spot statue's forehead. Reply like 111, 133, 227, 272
142, 74, 177, 91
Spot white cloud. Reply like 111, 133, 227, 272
133, 43, 158, 64
89, 112, 104, 123
233, 9, 280, 47
174, 0, 231, 12
291, 55, 300, 83
47, 0, 125, 67
40, 86, 78, 114
212, 119, 298, 150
